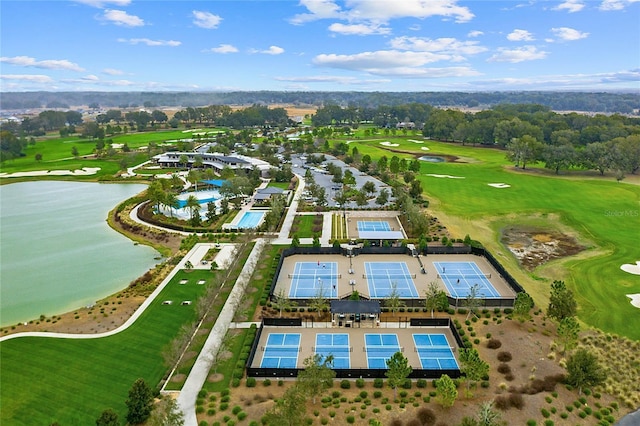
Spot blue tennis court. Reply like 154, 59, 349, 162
364, 333, 401, 368
364, 262, 419, 298
289, 262, 340, 298
315, 333, 351, 368
413, 334, 459, 370
260, 333, 301, 368
357, 221, 391, 232
434, 261, 501, 298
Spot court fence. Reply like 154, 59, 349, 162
268, 246, 524, 308
245, 318, 463, 380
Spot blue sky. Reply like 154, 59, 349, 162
1, 0, 639, 92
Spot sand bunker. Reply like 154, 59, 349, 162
379, 141, 400, 147
621, 261, 640, 275
488, 183, 511, 188
626, 294, 640, 309
426, 174, 465, 179
408, 139, 424, 144
0, 167, 101, 178
420, 147, 431, 151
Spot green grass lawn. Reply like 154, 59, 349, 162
290, 214, 322, 238
344, 136, 640, 340
0, 269, 211, 425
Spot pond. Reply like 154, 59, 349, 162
419, 155, 446, 163
0, 181, 160, 327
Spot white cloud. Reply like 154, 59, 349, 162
488, 46, 548, 63
205, 44, 239, 54
389, 36, 488, 56
192, 10, 222, 29
507, 29, 535, 41
551, 27, 589, 41
102, 9, 144, 26
0, 56, 85, 71
117, 38, 181, 46
0, 74, 54, 83
251, 46, 285, 55
290, 0, 474, 25
74, 0, 130, 7
599, 0, 640, 10
312, 50, 481, 77
275, 75, 390, 85
553, 0, 585, 12
103, 68, 125, 75
467, 30, 484, 38
328, 23, 391, 36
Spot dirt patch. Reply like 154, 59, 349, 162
170, 373, 186, 383
501, 227, 585, 270
208, 373, 224, 382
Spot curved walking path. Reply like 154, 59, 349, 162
175, 238, 267, 425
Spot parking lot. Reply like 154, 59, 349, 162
291, 153, 394, 208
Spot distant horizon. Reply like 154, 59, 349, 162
1, 1, 638, 92
2, 89, 640, 94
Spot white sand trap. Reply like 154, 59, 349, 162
626, 294, 640, 308
420, 147, 431, 151
0, 167, 101, 178
426, 174, 465, 179
111, 143, 124, 149
621, 261, 640, 275
408, 139, 424, 144
379, 141, 400, 147
488, 183, 511, 188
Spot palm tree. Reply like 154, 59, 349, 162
185, 195, 200, 221
164, 192, 179, 218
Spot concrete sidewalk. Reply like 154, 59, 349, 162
176, 238, 267, 426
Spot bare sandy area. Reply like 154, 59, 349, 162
0, 167, 101, 178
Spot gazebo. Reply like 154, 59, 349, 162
330, 300, 381, 328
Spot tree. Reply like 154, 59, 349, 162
309, 283, 329, 317
506, 135, 543, 169
185, 195, 200, 222
385, 351, 412, 399
424, 281, 443, 318
436, 374, 458, 408
263, 385, 306, 426
556, 316, 580, 355
125, 378, 153, 425
512, 292, 534, 323
273, 289, 296, 318
565, 348, 606, 394
463, 283, 483, 320
458, 348, 489, 398
375, 188, 390, 206
547, 280, 577, 322
96, 409, 120, 426
384, 282, 405, 316
147, 397, 184, 426
542, 143, 576, 174
296, 354, 336, 404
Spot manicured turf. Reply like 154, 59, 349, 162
291, 214, 321, 238
346, 135, 640, 340
0, 270, 210, 425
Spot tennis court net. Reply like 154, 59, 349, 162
437, 273, 491, 279
363, 273, 417, 279
288, 273, 341, 279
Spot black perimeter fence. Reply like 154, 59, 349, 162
268, 246, 522, 308
246, 318, 463, 379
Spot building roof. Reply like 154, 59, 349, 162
358, 230, 405, 240
330, 300, 381, 314
257, 187, 284, 194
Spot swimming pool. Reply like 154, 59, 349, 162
176, 190, 220, 208
236, 211, 265, 229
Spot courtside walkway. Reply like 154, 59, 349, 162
175, 238, 267, 426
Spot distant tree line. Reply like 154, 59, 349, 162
1, 90, 638, 113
